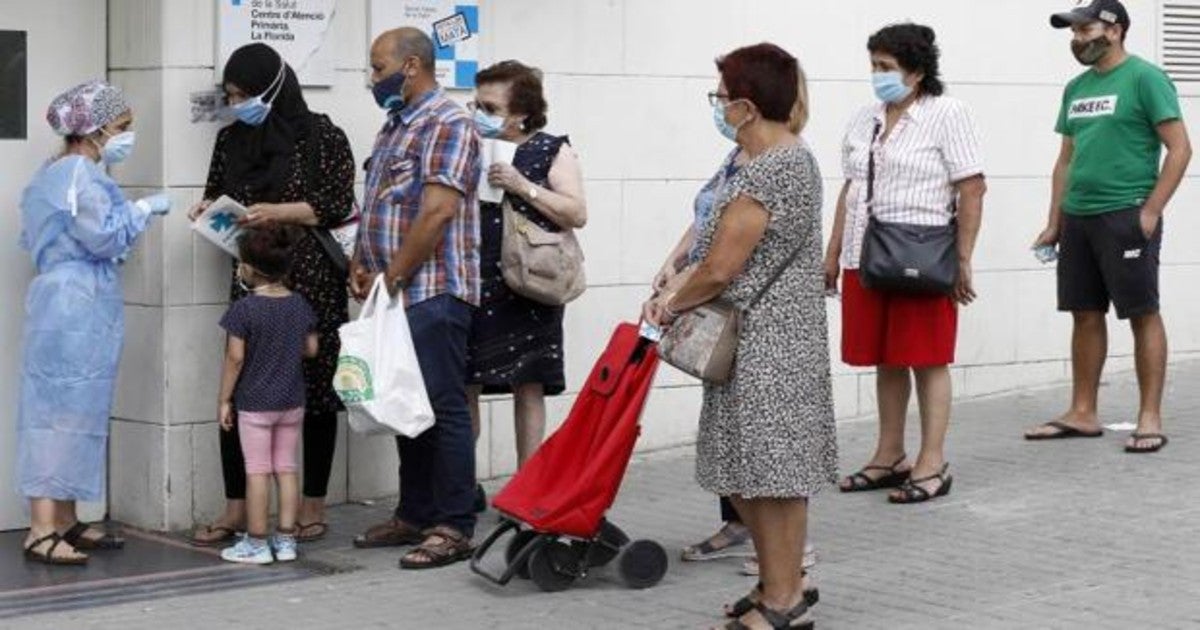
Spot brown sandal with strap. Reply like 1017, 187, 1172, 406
353, 518, 424, 549
398, 525, 473, 570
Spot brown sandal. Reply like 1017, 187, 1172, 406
398, 525, 473, 570
190, 523, 239, 547
295, 521, 328, 543
353, 518, 424, 549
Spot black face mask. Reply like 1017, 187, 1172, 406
1072, 35, 1112, 66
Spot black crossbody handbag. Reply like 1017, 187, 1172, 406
859, 122, 959, 295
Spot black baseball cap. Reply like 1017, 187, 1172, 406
1051, 0, 1131, 30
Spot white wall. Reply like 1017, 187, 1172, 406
0, 1, 108, 530
89, 0, 1200, 529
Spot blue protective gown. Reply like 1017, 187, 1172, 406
16, 155, 150, 501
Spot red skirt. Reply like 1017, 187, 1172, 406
841, 270, 958, 368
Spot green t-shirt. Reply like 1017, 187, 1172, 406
1055, 55, 1182, 215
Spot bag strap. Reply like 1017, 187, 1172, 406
867, 121, 881, 217
745, 239, 806, 310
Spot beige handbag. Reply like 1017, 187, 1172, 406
500, 198, 586, 305
658, 243, 806, 383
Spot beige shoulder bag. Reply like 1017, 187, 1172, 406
500, 198, 586, 306
658, 243, 806, 383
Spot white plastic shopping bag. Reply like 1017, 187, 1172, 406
333, 276, 434, 437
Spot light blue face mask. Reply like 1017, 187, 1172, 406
473, 109, 506, 139
872, 71, 912, 104
712, 101, 743, 142
99, 130, 136, 164
229, 62, 286, 126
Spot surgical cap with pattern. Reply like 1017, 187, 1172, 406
45, 80, 131, 137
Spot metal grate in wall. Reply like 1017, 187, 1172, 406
1162, 1, 1200, 82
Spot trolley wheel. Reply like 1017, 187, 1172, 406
528, 540, 580, 593
504, 529, 540, 580
617, 539, 668, 590
586, 520, 630, 568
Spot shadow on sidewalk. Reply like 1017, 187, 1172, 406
0, 525, 352, 619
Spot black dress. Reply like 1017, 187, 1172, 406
466, 133, 570, 396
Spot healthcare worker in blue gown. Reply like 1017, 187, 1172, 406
17, 80, 171, 565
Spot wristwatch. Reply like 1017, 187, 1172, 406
527, 184, 539, 201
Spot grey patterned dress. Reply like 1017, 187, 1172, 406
692, 144, 838, 499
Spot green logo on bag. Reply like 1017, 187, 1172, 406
334, 356, 374, 403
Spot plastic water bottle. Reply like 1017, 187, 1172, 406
1034, 245, 1058, 264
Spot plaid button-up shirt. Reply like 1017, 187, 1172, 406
357, 87, 482, 306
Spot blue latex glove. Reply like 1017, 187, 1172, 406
136, 193, 172, 216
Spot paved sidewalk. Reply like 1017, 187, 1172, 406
14, 362, 1200, 629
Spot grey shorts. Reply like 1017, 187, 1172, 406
1057, 207, 1162, 320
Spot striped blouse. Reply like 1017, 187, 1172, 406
839, 95, 984, 269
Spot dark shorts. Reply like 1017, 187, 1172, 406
1057, 207, 1162, 320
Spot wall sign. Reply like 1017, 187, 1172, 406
369, 0, 480, 90
216, 0, 337, 87
0, 31, 27, 140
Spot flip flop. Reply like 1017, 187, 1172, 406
1024, 421, 1104, 440
190, 524, 239, 547
295, 521, 328, 543
1125, 433, 1169, 454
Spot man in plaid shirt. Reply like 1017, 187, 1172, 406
350, 27, 482, 569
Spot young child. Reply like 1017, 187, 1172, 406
217, 227, 318, 565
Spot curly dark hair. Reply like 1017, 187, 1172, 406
237, 226, 299, 281
867, 23, 944, 97
475, 60, 548, 132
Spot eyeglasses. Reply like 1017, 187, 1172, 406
707, 91, 731, 107
467, 100, 499, 115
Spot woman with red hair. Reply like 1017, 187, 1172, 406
645, 43, 836, 629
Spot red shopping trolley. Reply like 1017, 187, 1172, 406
469, 322, 669, 592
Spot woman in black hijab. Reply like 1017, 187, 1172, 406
189, 43, 355, 545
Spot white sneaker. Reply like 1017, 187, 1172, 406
270, 532, 298, 562
220, 535, 274, 565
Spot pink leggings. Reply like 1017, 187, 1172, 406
238, 407, 304, 475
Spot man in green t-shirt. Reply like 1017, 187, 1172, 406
1026, 0, 1191, 453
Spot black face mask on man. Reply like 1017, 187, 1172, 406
1072, 33, 1112, 66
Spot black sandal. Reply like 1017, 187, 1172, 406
725, 600, 813, 629
62, 521, 125, 551
24, 532, 88, 566
725, 574, 819, 618
839, 454, 910, 492
1125, 433, 1169, 454
888, 463, 953, 504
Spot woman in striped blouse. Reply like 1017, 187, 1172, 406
824, 23, 987, 504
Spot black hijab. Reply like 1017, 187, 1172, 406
220, 43, 313, 201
